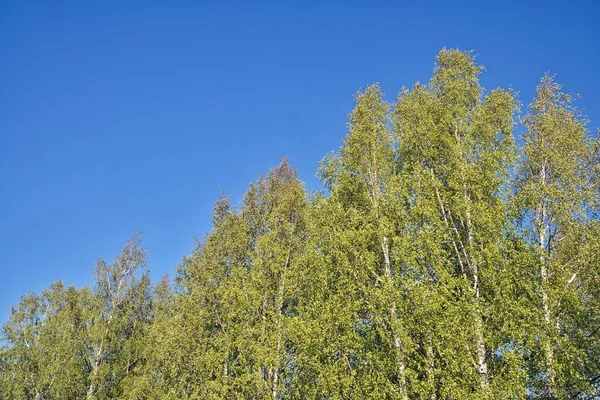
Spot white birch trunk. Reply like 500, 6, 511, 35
539, 161, 556, 393
455, 124, 488, 392
382, 235, 409, 400
426, 338, 437, 400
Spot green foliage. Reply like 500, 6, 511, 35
2, 49, 599, 399
1, 235, 152, 400
513, 74, 600, 398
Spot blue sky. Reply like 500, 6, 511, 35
1, 1, 598, 322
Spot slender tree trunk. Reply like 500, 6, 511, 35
87, 328, 110, 400
382, 235, 409, 400
369, 163, 409, 399
86, 346, 102, 400
270, 287, 283, 399
426, 337, 437, 400
433, 179, 467, 279
538, 161, 556, 395
454, 123, 489, 393
436, 176, 486, 392
269, 249, 290, 399
463, 183, 489, 393
87, 256, 132, 400
540, 239, 556, 394
86, 380, 96, 400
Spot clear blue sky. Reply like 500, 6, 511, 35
1, 1, 598, 322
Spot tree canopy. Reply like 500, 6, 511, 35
2, 49, 599, 399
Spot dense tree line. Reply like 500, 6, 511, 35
1, 49, 599, 399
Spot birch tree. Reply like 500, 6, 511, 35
147, 159, 307, 399
86, 234, 151, 400
395, 49, 519, 397
516, 74, 600, 398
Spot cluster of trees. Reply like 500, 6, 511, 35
1, 49, 599, 399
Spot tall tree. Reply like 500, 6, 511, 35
516, 74, 600, 398
298, 84, 414, 398
147, 158, 308, 399
86, 234, 152, 400
0, 236, 152, 400
394, 48, 519, 397
0, 283, 91, 399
